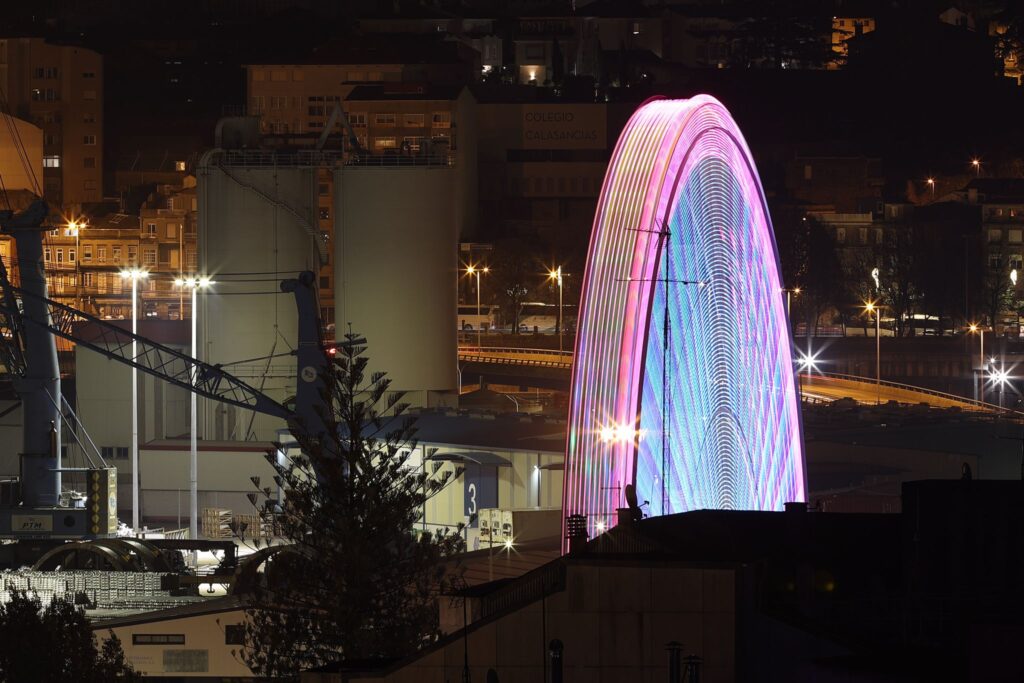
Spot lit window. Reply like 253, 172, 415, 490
143, 248, 157, 266
43, 155, 61, 168
404, 113, 425, 128
175, 161, 186, 172
373, 136, 397, 150
431, 111, 451, 128
374, 113, 396, 126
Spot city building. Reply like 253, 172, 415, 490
0, 37, 103, 210
245, 36, 479, 136
0, 113, 42, 193
830, 16, 876, 68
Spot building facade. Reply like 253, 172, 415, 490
0, 37, 103, 209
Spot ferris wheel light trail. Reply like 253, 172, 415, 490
563, 96, 806, 548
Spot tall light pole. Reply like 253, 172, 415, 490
971, 158, 981, 176
175, 276, 213, 545
121, 268, 148, 532
782, 286, 801, 319
465, 265, 489, 348
864, 300, 882, 404
926, 178, 935, 197
549, 266, 564, 351
969, 323, 986, 403
67, 219, 83, 311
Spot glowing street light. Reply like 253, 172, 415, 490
863, 300, 882, 404
66, 218, 85, 310
549, 266, 564, 351
926, 178, 935, 197
782, 286, 801, 319
968, 323, 987, 403
988, 364, 1011, 408
971, 158, 981, 176
120, 268, 148, 532
465, 265, 489, 348
175, 276, 215, 547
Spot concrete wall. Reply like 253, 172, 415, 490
139, 441, 279, 524
334, 165, 458, 406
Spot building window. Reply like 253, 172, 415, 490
128, 246, 138, 264
82, 71, 95, 79
97, 246, 107, 262
83, 157, 96, 169
83, 272, 94, 287
403, 136, 424, 151
1010, 229, 1022, 243
143, 249, 157, 266
83, 245, 93, 260
836, 227, 846, 242
55, 249, 63, 263
68, 248, 76, 262
858, 228, 868, 244
83, 135, 96, 145
990, 253, 1003, 270
270, 69, 288, 81
186, 249, 196, 269
175, 161, 186, 172
145, 223, 157, 236
43, 248, 51, 262
116, 446, 128, 459
133, 634, 186, 645
112, 246, 122, 263
374, 113, 396, 127
43, 156, 60, 168
83, 90, 96, 100
224, 625, 245, 645
432, 111, 452, 128
166, 223, 177, 239
1011, 254, 1024, 270
989, 229, 1003, 243
404, 113, 425, 128
373, 136, 397, 150
349, 112, 367, 127
320, 275, 330, 289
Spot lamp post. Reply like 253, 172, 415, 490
549, 266, 564, 352
782, 286, 801, 319
969, 323, 986, 403
971, 159, 981, 176
67, 219, 83, 311
926, 178, 935, 197
175, 276, 213, 545
864, 300, 882, 404
121, 268, 148, 532
465, 265, 489, 348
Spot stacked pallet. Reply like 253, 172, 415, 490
201, 507, 233, 539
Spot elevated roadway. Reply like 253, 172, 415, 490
458, 347, 1011, 414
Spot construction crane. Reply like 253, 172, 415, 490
0, 199, 336, 567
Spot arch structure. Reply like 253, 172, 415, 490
564, 96, 805, 543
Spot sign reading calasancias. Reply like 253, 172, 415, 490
521, 105, 606, 149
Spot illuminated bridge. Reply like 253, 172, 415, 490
456, 346, 999, 413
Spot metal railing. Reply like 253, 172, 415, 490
806, 371, 1020, 414
458, 346, 573, 369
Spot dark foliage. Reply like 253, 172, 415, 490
239, 334, 464, 679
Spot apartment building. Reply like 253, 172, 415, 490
0, 37, 103, 210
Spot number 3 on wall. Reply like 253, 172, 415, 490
467, 483, 477, 515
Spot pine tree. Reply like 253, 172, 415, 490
238, 333, 464, 678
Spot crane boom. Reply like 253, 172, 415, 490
0, 284, 292, 420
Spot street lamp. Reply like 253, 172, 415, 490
549, 266, 564, 351
795, 349, 819, 403
863, 300, 882, 404
782, 287, 801, 319
66, 218, 88, 311
175, 276, 214, 546
120, 268, 149, 532
988, 365, 1010, 409
969, 323, 986, 403
926, 178, 935, 197
971, 158, 981, 176
465, 265, 489, 348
